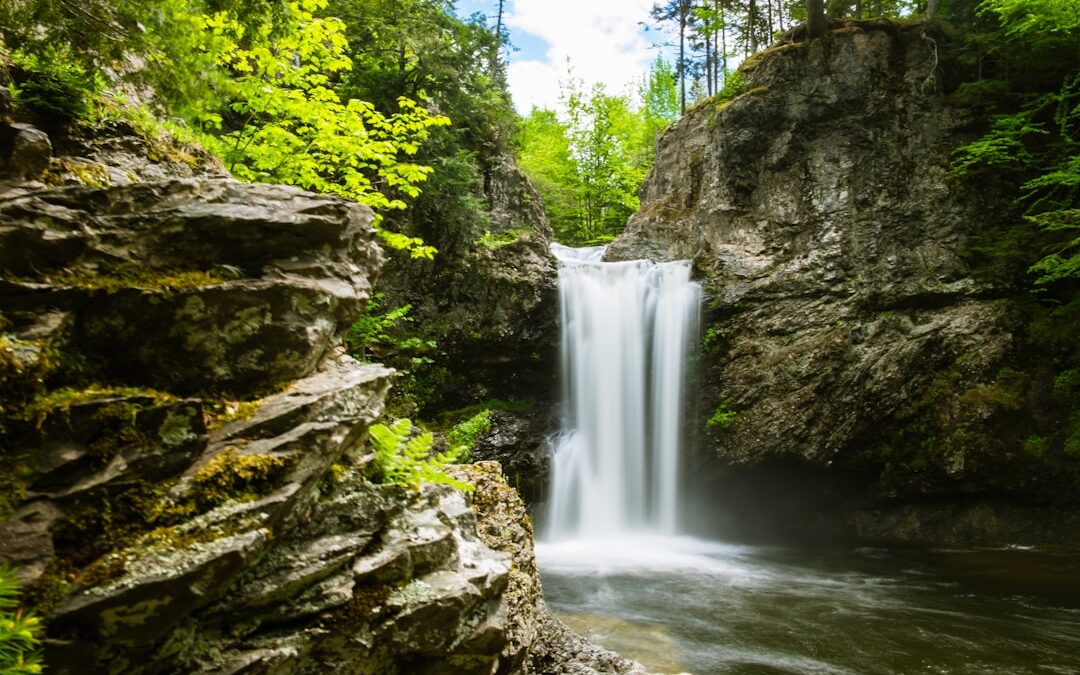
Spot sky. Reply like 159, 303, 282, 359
455, 0, 667, 114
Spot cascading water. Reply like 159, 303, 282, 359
538, 247, 1080, 675
545, 242, 701, 540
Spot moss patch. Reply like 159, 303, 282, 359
188, 447, 289, 512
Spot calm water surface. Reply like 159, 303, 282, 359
537, 536, 1080, 675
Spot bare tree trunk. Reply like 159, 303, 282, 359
679, 7, 687, 114
714, 0, 722, 92
807, 0, 827, 39
749, 0, 759, 53
766, 0, 774, 43
705, 31, 713, 97
491, 0, 505, 77
926, 0, 940, 19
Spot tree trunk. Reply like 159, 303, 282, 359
679, 10, 687, 114
766, 0, 774, 43
491, 0, 505, 77
807, 0, 827, 39
705, 30, 713, 97
926, 0, 940, 20
749, 0, 759, 53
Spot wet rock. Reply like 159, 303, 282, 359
376, 156, 558, 413
450, 462, 658, 675
0, 501, 63, 584
471, 409, 553, 503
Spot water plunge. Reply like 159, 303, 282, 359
546, 243, 702, 539
538, 246, 1080, 675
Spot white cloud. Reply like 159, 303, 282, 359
505, 0, 662, 113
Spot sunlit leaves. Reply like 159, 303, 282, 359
196, 0, 449, 258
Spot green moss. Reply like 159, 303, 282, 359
19, 385, 175, 428
707, 400, 737, 433
33, 266, 228, 294
445, 409, 492, 462
188, 447, 288, 512
203, 399, 261, 431
41, 158, 109, 187
1024, 435, 1049, 457
0, 462, 34, 520
477, 228, 529, 250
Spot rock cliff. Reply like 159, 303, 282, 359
0, 122, 639, 673
610, 21, 1080, 545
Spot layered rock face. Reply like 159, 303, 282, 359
0, 131, 535, 673
0, 114, 653, 672
610, 23, 1077, 544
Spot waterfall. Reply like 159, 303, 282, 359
546, 242, 701, 540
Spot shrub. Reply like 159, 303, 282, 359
445, 409, 492, 462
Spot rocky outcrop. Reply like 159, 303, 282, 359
0, 123, 644, 673
450, 462, 654, 675
376, 157, 559, 498
0, 178, 381, 396
610, 22, 1079, 544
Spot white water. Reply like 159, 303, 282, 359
545, 242, 701, 540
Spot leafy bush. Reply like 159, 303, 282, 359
368, 419, 472, 492
196, 0, 449, 259
707, 400, 737, 433
11, 47, 99, 125
345, 293, 436, 368
445, 409, 492, 462
0, 566, 42, 675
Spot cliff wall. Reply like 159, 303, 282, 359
610, 22, 1080, 545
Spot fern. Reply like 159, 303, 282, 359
0, 566, 43, 675
368, 419, 473, 492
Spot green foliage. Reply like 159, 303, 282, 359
346, 293, 436, 367
195, 0, 449, 259
0, 567, 42, 675
714, 70, 746, 106
1, 0, 455, 259
702, 325, 727, 353
707, 399, 737, 432
368, 419, 473, 491
518, 62, 661, 244
949, 1, 1080, 289
330, 0, 517, 255
445, 409, 492, 462
9, 45, 100, 125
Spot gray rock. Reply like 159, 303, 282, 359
10, 123, 52, 179
0, 88, 12, 119
0, 178, 383, 396
608, 23, 1074, 544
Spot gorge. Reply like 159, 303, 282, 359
1, 4, 1079, 675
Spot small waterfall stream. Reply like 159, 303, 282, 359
545, 243, 701, 540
